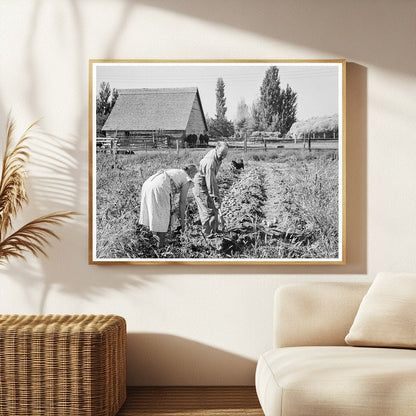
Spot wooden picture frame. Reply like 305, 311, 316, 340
89, 59, 346, 265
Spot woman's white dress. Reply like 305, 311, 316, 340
139, 169, 192, 232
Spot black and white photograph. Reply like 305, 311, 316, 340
89, 60, 345, 264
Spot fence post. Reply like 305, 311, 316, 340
244, 133, 247, 153
176, 139, 180, 157
111, 138, 117, 167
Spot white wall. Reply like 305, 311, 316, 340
0, 0, 415, 385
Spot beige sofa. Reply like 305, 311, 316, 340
255, 282, 416, 416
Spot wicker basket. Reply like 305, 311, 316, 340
0, 314, 126, 416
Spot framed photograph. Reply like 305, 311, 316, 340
89, 59, 346, 265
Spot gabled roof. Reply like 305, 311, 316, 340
102, 87, 207, 131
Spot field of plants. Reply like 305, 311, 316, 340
95, 147, 339, 260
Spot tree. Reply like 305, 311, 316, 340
259, 66, 282, 131
96, 82, 111, 115
209, 78, 234, 138
249, 99, 262, 132
207, 116, 234, 138
215, 78, 227, 119
234, 99, 250, 136
258, 67, 297, 135
110, 88, 119, 109
279, 84, 297, 136
96, 82, 118, 136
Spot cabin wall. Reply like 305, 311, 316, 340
185, 95, 206, 136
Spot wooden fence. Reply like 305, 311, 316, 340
96, 135, 171, 154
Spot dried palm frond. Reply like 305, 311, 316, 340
0, 117, 38, 239
0, 115, 79, 264
0, 212, 78, 264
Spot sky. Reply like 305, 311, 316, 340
95, 62, 341, 122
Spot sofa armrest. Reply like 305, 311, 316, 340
274, 282, 370, 348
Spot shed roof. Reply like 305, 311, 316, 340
102, 87, 207, 131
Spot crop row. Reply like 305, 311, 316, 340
222, 167, 265, 230
219, 168, 267, 255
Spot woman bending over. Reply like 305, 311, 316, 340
139, 164, 197, 247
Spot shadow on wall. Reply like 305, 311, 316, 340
345, 63, 367, 274
127, 333, 257, 386
135, 0, 413, 76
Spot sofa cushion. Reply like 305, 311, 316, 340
256, 346, 416, 416
345, 272, 416, 348
274, 283, 370, 348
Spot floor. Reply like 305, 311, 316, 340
117, 386, 264, 416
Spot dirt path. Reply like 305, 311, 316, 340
261, 162, 288, 226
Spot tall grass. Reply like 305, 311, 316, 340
261, 154, 339, 258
